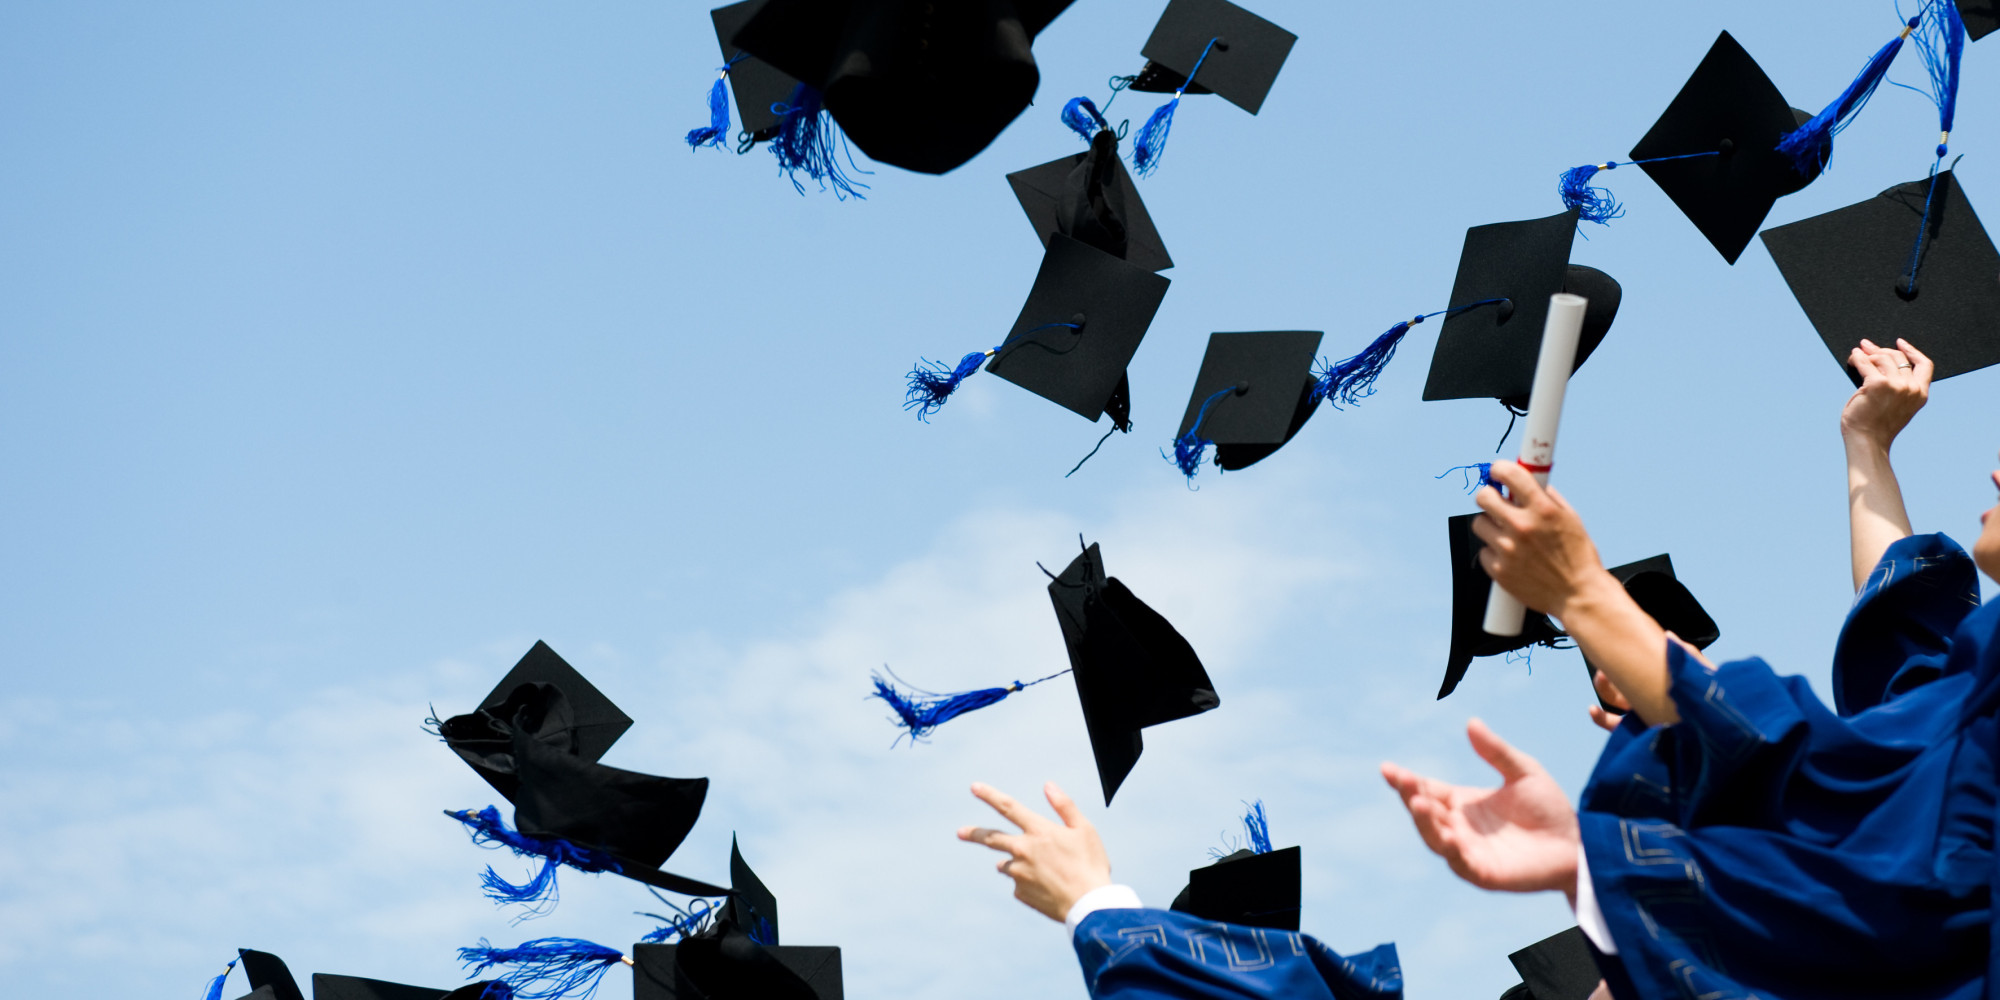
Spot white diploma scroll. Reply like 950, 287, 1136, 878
1482, 292, 1588, 637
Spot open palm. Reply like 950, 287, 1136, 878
1381, 719, 1580, 895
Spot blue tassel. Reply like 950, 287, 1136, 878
749, 916, 777, 946
1131, 37, 1221, 177
904, 351, 989, 421
639, 897, 722, 944
458, 938, 627, 1000
447, 807, 623, 913
1062, 97, 1109, 141
1313, 320, 1414, 408
481, 985, 517, 1000
1165, 386, 1234, 482
869, 669, 1068, 743
201, 958, 238, 1000
1557, 163, 1625, 225
1242, 801, 1273, 854
1436, 463, 1495, 494
1778, 13, 1923, 174
685, 71, 731, 150
769, 84, 868, 199
1907, 0, 1966, 157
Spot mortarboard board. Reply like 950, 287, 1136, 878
1006, 131, 1174, 273
695, 1, 806, 147
1502, 928, 1604, 1000
1762, 169, 2000, 384
1964, 0, 1998, 40
1126, 0, 1295, 114
1585, 554, 1720, 711
1560, 32, 1820, 263
729, 0, 1079, 175
1169, 847, 1302, 930
906, 234, 1170, 429
1422, 210, 1622, 410
1439, 514, 1568, 700
236, 950, 306, 1000
1168, 330, 1324, 479
435, 640, 633, 800
1050, 541, 1219, 804
309, 974, 508, 1000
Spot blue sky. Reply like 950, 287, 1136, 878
2, 1, 1996, 997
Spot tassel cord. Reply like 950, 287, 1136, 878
1558, 151, 1720, 225
870, 667, 1072, 745
459, 938, 630, 1000
1133, 36, 1221, 176
201, 959, 239, 1000
639, 895, 723, 944
1902, 154, 1965, 294
903, 322, 1084, 421
1311, 298, 1509, 408
1061, 96, 1112, 141
1165, 385, 1235, 484
1066, 422, 1124, 478
685, 53, 748, 151
1777, 10, 1927, 174
447, 807, 622, 915
1436, 463, 1496, 495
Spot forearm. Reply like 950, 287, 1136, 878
1845, 434, 1914, 590
1558, 573, 1679, 726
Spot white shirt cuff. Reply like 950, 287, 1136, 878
1065, 884, 1144, 935
1572, 841, 1618, 955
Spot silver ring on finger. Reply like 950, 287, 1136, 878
1899, 364, 1914, 370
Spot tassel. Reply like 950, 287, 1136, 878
458, 938, 629, 1000
904, 351, 989, 421
870, 668, 1068, 743
1909, 0, 1966, 157
1778, 13, 1923, 174
447, 807, 623, 912
685, 70, 731, 151
1242, 801, 1273, 854
201, 958, 238, 1000
1557, 163, 1625, 224
769, 84, 869, 199
749, 916, 777, 946
1313, 320, 1415, 407
480, 985, 517, 1000
640, 897, 722, 944
1165, 386, 1234, 482
1131, 37, 1222, 177
1061, 97, 1109, 141
1436, 463, 1495, 495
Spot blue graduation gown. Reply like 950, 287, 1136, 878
1072, 909, 1402, 1000
1578, 533, 1996, 1000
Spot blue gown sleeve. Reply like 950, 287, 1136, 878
1071, 909, 1401, 1000
1833, 533, 1980, 715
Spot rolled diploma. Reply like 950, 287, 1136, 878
1482, 292, 1588, 637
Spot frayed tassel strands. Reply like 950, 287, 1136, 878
1132, 37, 1221, 176
1312, 320, 1416, 408
640, 897, 722, 944
769, 84, 869, 199
1242, 800, 1273, 855
459, 938, 629, 1000
1778, 11, 1925, 174
1558, 163, 1625, 224
685, 61, 737, 151
1062, 96, 1111, 141
200, 958, 239, 1000
447, 807, 623, 912
1166, 386, 1234, 483
1436, 463, 1495, 495
905, 352, 989, 421
870, 668, 1070, 744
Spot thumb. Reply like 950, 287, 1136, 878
1045, 782, 1085, 829
1467, 717, 1538, 783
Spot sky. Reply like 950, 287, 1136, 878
1, 1, 1997, 998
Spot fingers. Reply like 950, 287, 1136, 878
1466, 717, 1539, 782
1899, 338, 1936, 385
970, 782, 1047, 834
1044, 782, 1085, 829
1664, 630, 1715, 670
957, 826, 1020, 855
1591, 669, 1631, 711
1587, 705, 1623, 732
1486, 460, 1542, 504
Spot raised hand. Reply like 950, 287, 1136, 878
1381, 719, 1580, 897
958, 782, 1112, 922
1841, 338, 1933, 451
1588, 669, 1630, 732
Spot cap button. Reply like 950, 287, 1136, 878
1070, 312, 1087, 328
1717, 138, 1736, 156
1232, 380, 1250, 395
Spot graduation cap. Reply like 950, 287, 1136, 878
1499, 928, 1604, 1000
1762, 169, 2000, 384
199, 950, 304, 1000
1168, 330, 1324, 480
905, 234, 1171, 430
311, 975, 507, 1000
1558, 32, 1821, 263
631, 841, 843, 1000
1588, 554, 1720, 710
1422, 210, 1623, 411
1169, 802, 1301, 931
1118, 0, 1296, 175
435, 640, 633, 800
1964, 0, 1998, 41
868, 539, 1217, 805
687, 1, 806, 150
1439, 514, 1568, 700
1006, 131, 1174, 273
729, 0, 1078, 175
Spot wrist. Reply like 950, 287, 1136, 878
1551, 568, 1623, 623
1841, 425, 1895, 457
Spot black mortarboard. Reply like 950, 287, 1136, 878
1171, 331, 1324, 475
310, 975, 502, 1000
1423, 210, 1622, 409
1126, 0, 1297, 114
1762, 169, 2000, 384
709, 1, 804, 143
1587, 554, 1719, 710
720, 836, 781, 946
1440, 514, 1567, 700
1048, 541, 1219, 804
729, 0, 1078, 174
1168, 846, 1303, 931
1964, 0, 1998, 40
1006, 132, 1174, 273
1622, 32, 1821, 264
436, 641, 634, 800
633, 939, 841, 1000
506, 723, 725, 897
1502, 928, 1603, 1000
983, 234, 1173, 423
238, 950, 305, 1000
